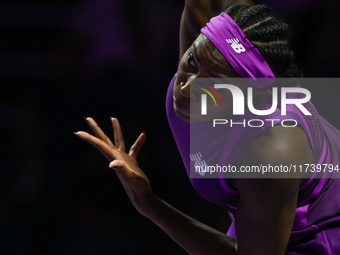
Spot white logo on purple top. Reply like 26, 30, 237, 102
226, 38, 246, 53
190, 152, 207, 176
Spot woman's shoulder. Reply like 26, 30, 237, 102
235, 124, 314, 169
230, 125, 312, 202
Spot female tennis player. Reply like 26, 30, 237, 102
75, 0, 340, 254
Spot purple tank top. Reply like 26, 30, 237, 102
166, 73, 340, 254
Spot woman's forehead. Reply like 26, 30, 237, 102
193, 35, 223, 63
193, 34, 239, 77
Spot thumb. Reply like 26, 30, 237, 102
109, 160, 125, 169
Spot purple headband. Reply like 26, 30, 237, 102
201, 12, 275, 88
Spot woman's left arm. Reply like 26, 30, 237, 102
232, 124, 314, 254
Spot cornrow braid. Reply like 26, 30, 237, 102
225, 4, 303, 80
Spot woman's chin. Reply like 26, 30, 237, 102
174, 102, 214, 123
175, 109, 212, 123
174, 108, 191, 122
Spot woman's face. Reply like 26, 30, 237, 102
173, 33, 246, 122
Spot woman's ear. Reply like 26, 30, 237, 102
252, 88, 272, 107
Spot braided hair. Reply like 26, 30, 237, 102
225, 4, 303, 79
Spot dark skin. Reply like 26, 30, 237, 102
174, 34, 271, 122
75, 1, 314, 254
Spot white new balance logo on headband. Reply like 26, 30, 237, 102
226, 38, 246, 53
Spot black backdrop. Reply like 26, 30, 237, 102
0, 0, 339, 254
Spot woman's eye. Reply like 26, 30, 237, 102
187, 53, 196, 68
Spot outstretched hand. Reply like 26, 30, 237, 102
75, 117, 153, 215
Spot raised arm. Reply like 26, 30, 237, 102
75, 118, 313, 255
180, 0, 253, 58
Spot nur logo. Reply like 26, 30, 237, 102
226, 38, 246, 53
199, 84, 312, 116
197, 82, 222, 115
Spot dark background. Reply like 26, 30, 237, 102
0, 0, 339, 254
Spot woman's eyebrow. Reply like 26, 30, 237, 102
193, 44, 201, 62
